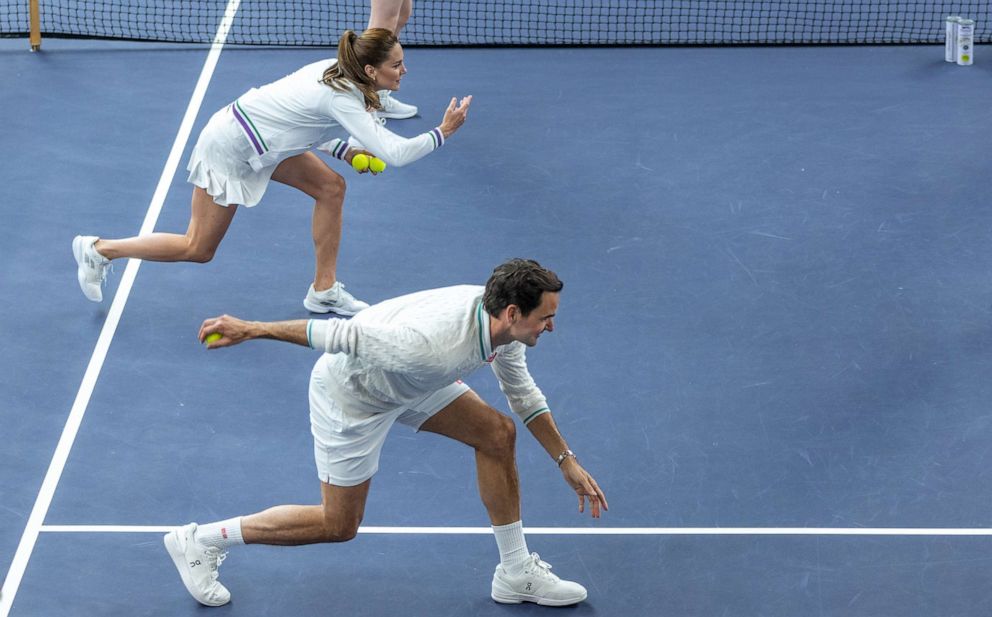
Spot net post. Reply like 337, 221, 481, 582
29, 0, 42, 51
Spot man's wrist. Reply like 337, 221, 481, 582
555, 449, 576, 467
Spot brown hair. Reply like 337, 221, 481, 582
322, 28, 399, 111
483, 259, 564, 317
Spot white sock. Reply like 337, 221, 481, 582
194, 517, 245, 550
492, 521, 529, 574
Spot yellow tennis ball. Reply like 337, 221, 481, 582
351, 153, 370, 172
369, 157, 386, 173
204, 332, 222, 345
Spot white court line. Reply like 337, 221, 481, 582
38, 525, 992, 536
0, 3, 241, 615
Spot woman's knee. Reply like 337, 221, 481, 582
315, 172, 346, 204
184, 241, 218, 263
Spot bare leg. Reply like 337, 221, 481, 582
94, 188, 237, 262
369, 0, 413, 36
270, 152, 346, 292
241, 480, 371, 545
420, 390, 520, 525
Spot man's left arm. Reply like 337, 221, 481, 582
491, 344, 608, 518
525, 412, 609, 519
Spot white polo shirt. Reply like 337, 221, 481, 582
307, 285, 551, 425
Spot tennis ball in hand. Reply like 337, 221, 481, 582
204, 332, 222, 345
351, 153, 370, 172
369, 157, 386, 173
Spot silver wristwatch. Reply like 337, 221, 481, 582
555, 449, 576, 467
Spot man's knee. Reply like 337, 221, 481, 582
484, 413, 516, 456
319, 516, 361, 543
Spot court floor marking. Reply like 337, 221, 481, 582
39, 525, 992, 536
0, 3, 242, 615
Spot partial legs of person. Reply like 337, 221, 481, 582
368, 0, 418, 119
369, 0, 413, 38
270, 151, 368, 315
72, 188, 237, 302
369, 0, 411, 35
419, 390, 589, 606
164, 480, 372, 607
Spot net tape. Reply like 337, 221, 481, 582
1, 0, 989, 46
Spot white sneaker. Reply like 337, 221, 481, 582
378, 90, 418, 119
163, 523, 231, 607
72, 235, 110, 302
303, 282, 370, 315
491, 552, 588, 606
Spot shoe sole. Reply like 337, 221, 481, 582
163, 532, 229, 607
303, 298, 363, 316
72, 236, 103, 302
491, 588, 587, 607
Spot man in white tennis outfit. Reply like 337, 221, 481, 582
164, 258, 608, 607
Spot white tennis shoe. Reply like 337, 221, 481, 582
164, 523, 231, 607
378, 91, 418, 119
303, 281, 370, 315
72, 235, 110, 302
491, 553, 588, 606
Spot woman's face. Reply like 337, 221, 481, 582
368, 44, 407, 91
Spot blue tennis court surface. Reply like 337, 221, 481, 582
2, 38, 992, 615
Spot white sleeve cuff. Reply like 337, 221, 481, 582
519, 407, 550, 426
317, 138, 351, 160
307, 319, 330, 350
429, 127, 445, 150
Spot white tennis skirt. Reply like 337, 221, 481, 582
186, 107, 277, 207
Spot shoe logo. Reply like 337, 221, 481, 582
189, 559, 202, 568
525, 583, 532, 591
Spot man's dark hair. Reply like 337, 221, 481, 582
483, 259, 563, 316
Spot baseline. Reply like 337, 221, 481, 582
38, 525, 992, 536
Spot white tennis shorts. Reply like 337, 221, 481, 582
308, 366, 470, 487
186, 106, 277, 207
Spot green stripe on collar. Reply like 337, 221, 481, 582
476, 302, 487, 361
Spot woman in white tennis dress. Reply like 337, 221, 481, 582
73, 27, 472, 315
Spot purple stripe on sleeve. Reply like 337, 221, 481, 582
230, 104, 265, 156
431, 128, 444, 149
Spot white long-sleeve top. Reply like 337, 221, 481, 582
307, 285, 551, 425
232, 58, 444, 171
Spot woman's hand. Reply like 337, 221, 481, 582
345, 149, 376, 174
439, 96, 473, 138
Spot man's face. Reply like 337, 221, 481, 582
510, 292, 559, 347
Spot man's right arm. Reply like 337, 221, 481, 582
199, 314, 310, 348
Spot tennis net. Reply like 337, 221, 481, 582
1, 0, 988, 46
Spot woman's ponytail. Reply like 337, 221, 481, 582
322, 28, 397, 111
